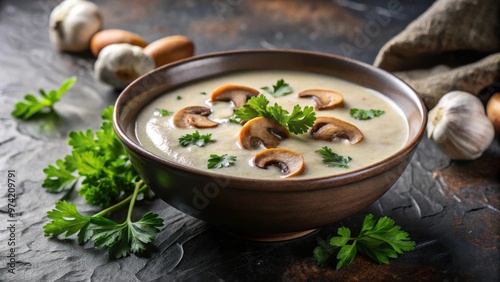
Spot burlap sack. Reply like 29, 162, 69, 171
374, 0, 500, 109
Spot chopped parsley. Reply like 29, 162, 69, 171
350, 108, 385, 120
316, 146, 352, 168
207, 154, 237, 169
178, 131, 213, 147
261, 79, 293, 98
154, 108, 173, 116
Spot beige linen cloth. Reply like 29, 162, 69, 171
374, 0, 500, 109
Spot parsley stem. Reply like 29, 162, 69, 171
93, 179, 146, 218
126, 179, 143, 224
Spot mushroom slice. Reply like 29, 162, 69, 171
298, 89, 344, 110
173, 106, 219, 128
238, 117, 290, 149
254, 148, 305, 178
311, 116, 363, 144
210, 84, 260, 108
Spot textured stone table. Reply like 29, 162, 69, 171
1, 0, 499, 281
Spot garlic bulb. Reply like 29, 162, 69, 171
94, 43, 155, 89
427, 91, 494, 160
49, 0, 103, 52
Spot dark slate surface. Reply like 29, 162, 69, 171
1, 0, 499, 281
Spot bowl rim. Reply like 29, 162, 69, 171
114, 49, 428, 191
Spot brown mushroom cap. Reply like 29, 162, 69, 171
210, 84, 260, 108
254, 148, 305, 178
173, 106, 219, 128
311, 116, 363, 144
238, 117, 290, 149
298, 89, 344, 110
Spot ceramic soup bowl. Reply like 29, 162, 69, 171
114, 50, 427, 241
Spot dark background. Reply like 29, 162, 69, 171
0, 0, 499, 281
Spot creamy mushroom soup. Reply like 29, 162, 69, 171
135, 70, 408, 179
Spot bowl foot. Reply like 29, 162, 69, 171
221, 228, 317, 242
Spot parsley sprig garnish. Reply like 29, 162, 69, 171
12, 76, 77, 119
207, 154, 237, 169
314, 214, 415, 269
234, 95, 316, 134
316, 146, 352, 168
261, 79, 293, 98
350, 108, 385, 120
42, 106, 164, 258
179, 131, 213, 147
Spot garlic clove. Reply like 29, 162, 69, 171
427, 91, 495, 160
94, 43, 155, 89
49, 0, 103, 52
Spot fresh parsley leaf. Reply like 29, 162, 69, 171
67, 130, 97, 152
101, 106, 114, 120
176, 95, 182, 100
154, 108, 173, 117
261, 79, 293, 98
286, 105, 316, 135
331, 227, 357, 269
313, 238, 339, 267
12, 76, 77, 119
356, 215, 416, 264
316, 146, 352, 168
234, 95, 316, 134
43, 201, 91, 243
178, 131, 213, 147
350, 108, 385, 120
266, 102, 289, 125
42, 159, 79, 193
228, 116, 242, 124
234, 94, 269, 121
89, 211, 163, 258
314, 214, 415, 269
200, 91, 207, 95
207, 154, 237, 169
